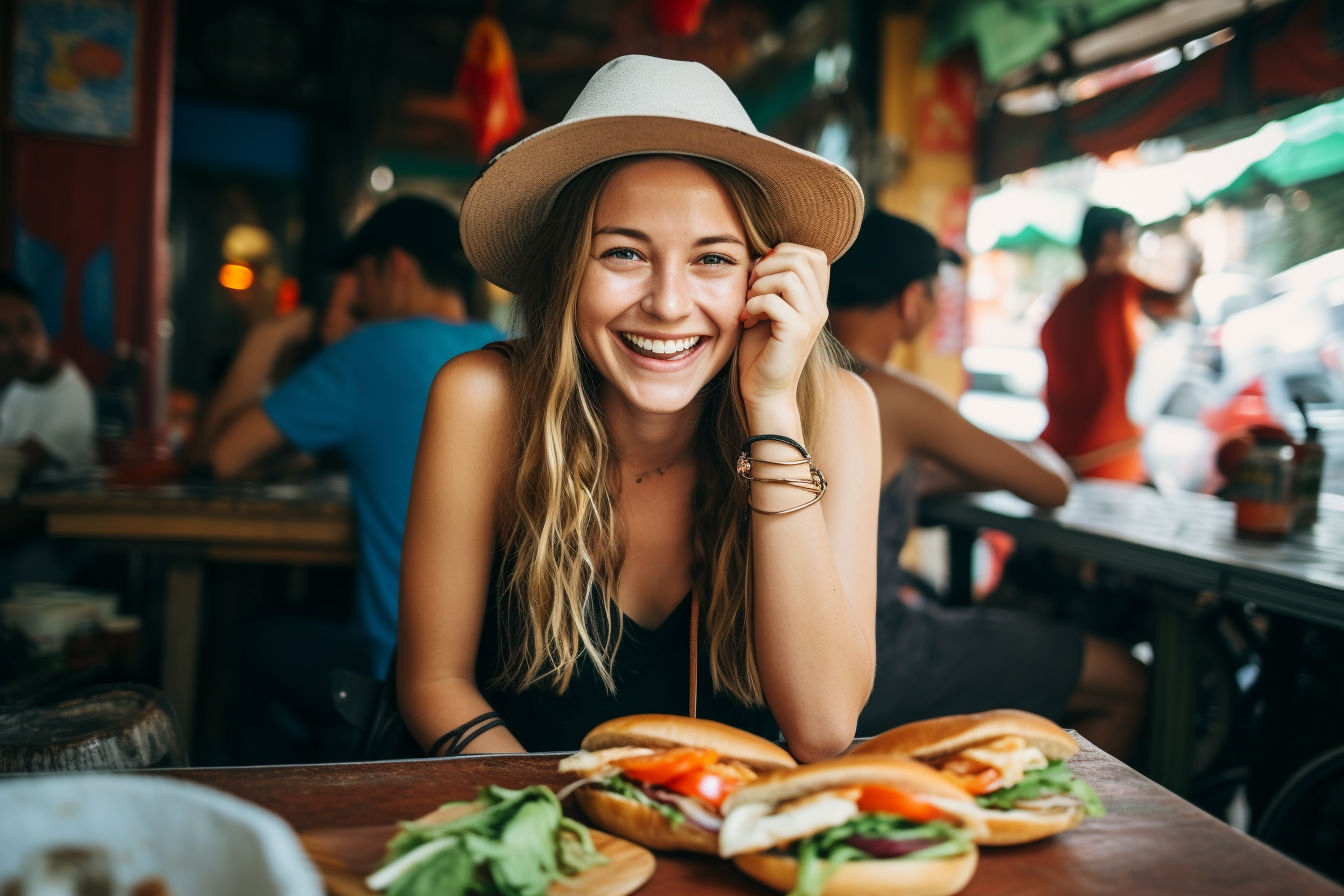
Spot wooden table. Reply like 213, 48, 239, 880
159, 739, 1343, 895
24, 477, 355, 745
919, 481, 1344, 795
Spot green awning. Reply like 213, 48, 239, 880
1214, 95, 1344, 196
924, 0, 1167, 82
970, 95, 1344, 251
991, 224, 1076, 252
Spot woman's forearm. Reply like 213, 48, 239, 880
744, 400, 875, 761
398, 674, 526, 756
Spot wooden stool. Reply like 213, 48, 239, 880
0, 683, 186, 772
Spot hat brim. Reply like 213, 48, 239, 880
460, 115, 864, 293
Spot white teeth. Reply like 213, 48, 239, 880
622, 333, 700, 356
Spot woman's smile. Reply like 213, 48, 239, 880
620, 332, 703, 361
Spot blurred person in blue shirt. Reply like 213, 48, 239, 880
202, 196, 503, 762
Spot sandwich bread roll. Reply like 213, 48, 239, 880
720, 755, 984, 896
559, 714, 796, 853
852, 709, 1104, 845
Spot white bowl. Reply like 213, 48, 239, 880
0, 600, 99, 655
0, 773, 322, 895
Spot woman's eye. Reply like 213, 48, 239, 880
699, 253, 735, 266
601, 247, 640, 261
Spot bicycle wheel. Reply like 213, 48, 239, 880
1254, 745, 1344, 884
1191, 621, 1239, 779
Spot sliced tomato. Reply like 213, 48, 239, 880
939, 756, 983, 776
664, 767, 743, 809
961, 767, 1002, 795
856, 785, 947, 823
612, 747, 718, 785
938, 758, 1002, 794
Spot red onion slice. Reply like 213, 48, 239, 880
647, 787, 723, 832
844, 835, 941, 858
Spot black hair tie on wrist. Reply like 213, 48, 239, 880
430, 711, 505, 757
740, 433, 811, 459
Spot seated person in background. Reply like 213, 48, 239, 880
828, 212, 1146, 760
0, 271, 96, 596
184, 269, 363, 471
399, 55, 880, 761
317, 269, 363, 346
0, 272, 96, 484
1039, 205, 1195, 482
201, 196, 504, 762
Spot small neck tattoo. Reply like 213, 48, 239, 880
629, 445, 692, 484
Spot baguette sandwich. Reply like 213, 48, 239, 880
718, 755, 985, 896
851, 709, 1104, 845
558, 713, 796, 853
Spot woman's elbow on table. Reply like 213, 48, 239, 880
782, 714, 860, 764
777, 677, 871, 762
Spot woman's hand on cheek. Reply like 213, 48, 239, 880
737, 243, 830, 412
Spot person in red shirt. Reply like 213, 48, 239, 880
1040, 206, 1194, 481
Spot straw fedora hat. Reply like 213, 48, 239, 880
460, 54, 865, 293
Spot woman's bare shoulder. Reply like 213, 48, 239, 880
831, 366, 878, 411
414, 347, 519, 506
430, 345, 517, 416
818, 368, 879, 448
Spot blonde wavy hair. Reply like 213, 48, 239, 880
495, 154, 845, 705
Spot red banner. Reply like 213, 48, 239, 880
456, 16, 525, 162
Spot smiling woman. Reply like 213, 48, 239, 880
396, 54, 881, 763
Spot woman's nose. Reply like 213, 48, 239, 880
641, 263, 693, 320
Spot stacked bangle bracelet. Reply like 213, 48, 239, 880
736, 434, 828, 515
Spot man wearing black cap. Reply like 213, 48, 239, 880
829, 211, 1147, 761
205, 195, 502, 762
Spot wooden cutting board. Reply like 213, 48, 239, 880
300, 804, 656, 896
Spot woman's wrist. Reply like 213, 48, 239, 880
738, 408, 827, 515
743, 400, 804, 444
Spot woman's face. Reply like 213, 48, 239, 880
576, 157, 751, 417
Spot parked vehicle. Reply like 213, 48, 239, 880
964, 250, 1344, 497
1143, 250, 1344, 495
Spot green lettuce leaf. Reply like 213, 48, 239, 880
372, 784, 607, 896
556, 817, 606, 875
974, 759, 1105, 817
788, 812, 974, 896
385, 845, 477, 896
599, 774, 686, 827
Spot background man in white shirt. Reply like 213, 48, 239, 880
0, 271, 96, 600
0, 272, 96, 485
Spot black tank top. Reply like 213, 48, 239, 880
476, 576, 779, 752
474, 342, 777, 751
